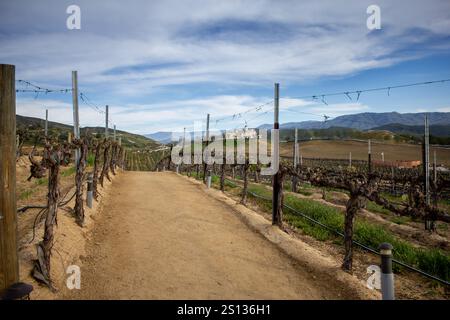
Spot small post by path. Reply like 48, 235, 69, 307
368, 139, 372, 174
113, 124, 116, 141
0, 64, 20, 290
87, 173, 93, 208
206, 169, 212, 188
379, 243, 395, 300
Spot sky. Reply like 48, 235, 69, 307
1, 0, 450, 134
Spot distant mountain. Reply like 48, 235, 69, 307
372, 123, 450, 137
258, 112, 450, 130
145, 131, 184, 144
278, 126, 412, 143
17, 114, 160, 149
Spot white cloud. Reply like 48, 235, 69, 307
3, 0, 450, 132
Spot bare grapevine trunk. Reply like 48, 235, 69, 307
202, 163, 207, 183
92, 142, 101, 199
32, 146, 61, 287
241, 162, 250, 204
220, 163, 225, 191
342, 191, 364, 271
100, 141, 111, 187
74, 140, 87, 226
110, 143, 117, 175
254, 164, 260, 183
272, 169, 284, 227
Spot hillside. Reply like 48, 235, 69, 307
258, 112, 450, 130
145, 131, 179, 144
16, 114, 160, 149
372, 123, 450, 137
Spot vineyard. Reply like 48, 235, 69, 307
125, 147, 170, 171
11, 133, 125, 289
153, 145, 450, 295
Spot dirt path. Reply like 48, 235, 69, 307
65, 171, 358, 299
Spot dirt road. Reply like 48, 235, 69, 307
65, 171, 357, 299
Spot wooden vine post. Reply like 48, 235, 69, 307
0, 64, 19, 290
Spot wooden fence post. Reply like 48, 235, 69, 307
0, 64, 19, 290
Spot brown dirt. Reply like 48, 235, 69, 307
280, 140, 450, 166
63, 171, 373, 299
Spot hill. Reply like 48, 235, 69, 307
145, 131, 179, 144
16, 114, 160, 149
372, 123, 450, 137
258, 112, 450, 130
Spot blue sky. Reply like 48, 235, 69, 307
1, 0, 450, 134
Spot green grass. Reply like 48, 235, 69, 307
391, 216, 410, 225
365, 201, 392, 215
19, 189, 34, 200
35, 178, 48, 186
235, 182, 450, 282
87, 153, 95, 167
61, 166, 76, 177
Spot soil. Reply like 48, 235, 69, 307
63, 171, 373, 299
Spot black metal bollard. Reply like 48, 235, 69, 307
206, 169, 212, 188
86, 173, 93, 208
379, 243, 395, 300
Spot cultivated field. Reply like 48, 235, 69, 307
280, 140, 450, 166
